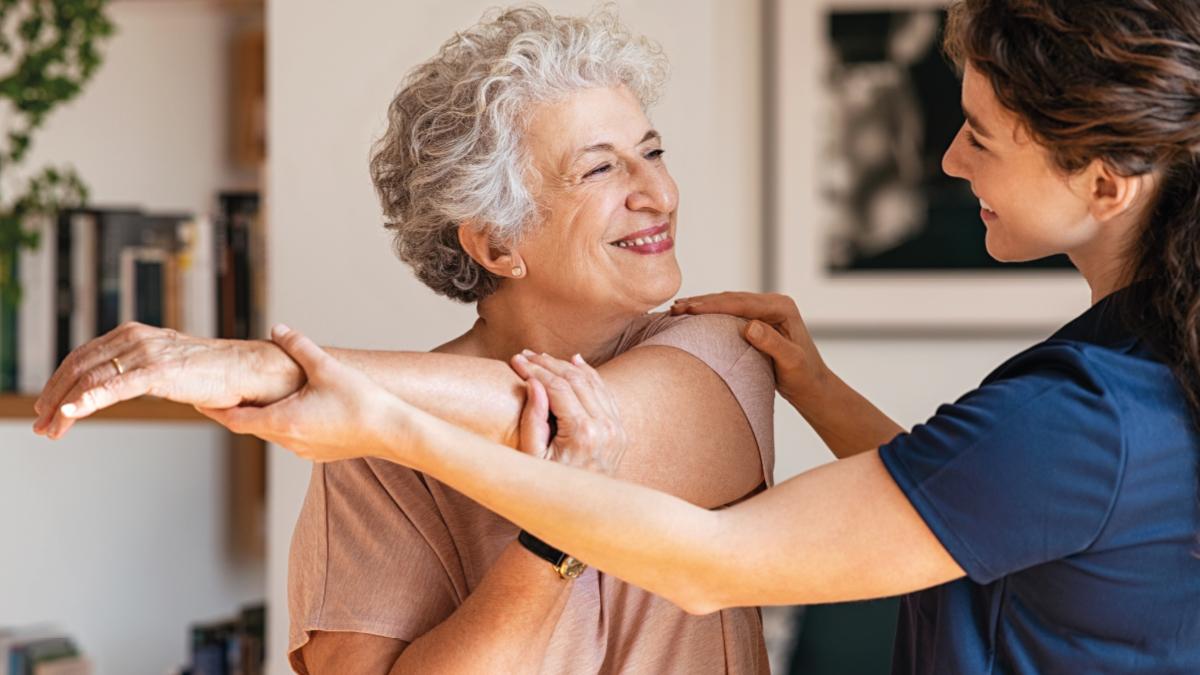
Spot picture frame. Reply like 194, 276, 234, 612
769, 0, 1091, 332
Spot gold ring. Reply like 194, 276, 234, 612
111, 357, 125, 376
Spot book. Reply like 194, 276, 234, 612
18, 216, 57, 394
0, 627, 65, 675
179, 217, 217, 339
215, 192, 260, 340
32, 657, 90, 675
95, 211, 183, 336
0, 279, 12, 392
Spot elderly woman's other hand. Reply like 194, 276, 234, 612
671, 292, 831, 408
511, 351, 628, 477
197, 325, 396, 463
34, 323, 304, 439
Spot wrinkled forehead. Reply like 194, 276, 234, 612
521, 85, 655, 172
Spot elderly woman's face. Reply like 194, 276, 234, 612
518, 85, 681, 313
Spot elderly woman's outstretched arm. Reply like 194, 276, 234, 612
35, 319, 769, 509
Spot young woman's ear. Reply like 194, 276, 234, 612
458, 222, 527, 279
1083, 159, 1155, 224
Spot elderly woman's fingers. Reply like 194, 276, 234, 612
44, 366, 158, 439
522, 352, 609, 419
34, 323, 145, 428
513, 354, 589, 430
570, 354, 622, 419
517, 378, 552, 459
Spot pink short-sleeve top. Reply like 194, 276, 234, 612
287, 312, 776, 674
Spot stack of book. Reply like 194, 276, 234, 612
184, 603, 265, 675
0, 626, 91, 675
0, 191, 263, 394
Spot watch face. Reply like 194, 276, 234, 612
559, 557, 587, 579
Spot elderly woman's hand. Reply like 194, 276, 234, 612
671, 291, 831, 408
33, 322, 304, 439
510, 351, 628, 477
197, 325, 397, 463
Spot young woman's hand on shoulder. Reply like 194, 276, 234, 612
671, 292, 829, 408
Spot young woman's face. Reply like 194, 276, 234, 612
942, 64, 1099, 263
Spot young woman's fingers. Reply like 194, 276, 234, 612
671, 291, 801, 326
743, 320, 808, 375
196, 404, 268, 436
270, 325, 336, 376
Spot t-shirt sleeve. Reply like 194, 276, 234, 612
632, 313, 777, 485
878, 343, 1126, 584
287, 458, 463, 671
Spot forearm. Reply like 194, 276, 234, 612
249, 342, 525, 447
791, 369, 904, 459
391, 541, 573, 674
397, 402, 728, 615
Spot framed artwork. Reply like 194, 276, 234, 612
770, 0, 1090, 332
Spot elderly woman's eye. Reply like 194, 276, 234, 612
584, 164, 612, 178
646, 149, 665, 160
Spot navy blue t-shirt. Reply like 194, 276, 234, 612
879, 285, 1200, 674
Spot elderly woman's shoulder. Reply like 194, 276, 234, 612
618, 311, 755, 363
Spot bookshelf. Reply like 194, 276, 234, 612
0, 394, 208, 421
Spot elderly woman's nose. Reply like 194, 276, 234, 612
627, 165, 678, 213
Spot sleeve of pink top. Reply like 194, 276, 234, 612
631, 312, 777, 486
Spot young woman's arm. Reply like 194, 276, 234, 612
213, 326, 965, 613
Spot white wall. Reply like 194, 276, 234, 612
1, 4, 263, 674
265, 2, 1060, 674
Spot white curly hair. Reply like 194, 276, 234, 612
369, 4, 669, 302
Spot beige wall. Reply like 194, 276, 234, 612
265, 2, 1053, 673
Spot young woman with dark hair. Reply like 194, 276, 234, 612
46, 1, 1200, 672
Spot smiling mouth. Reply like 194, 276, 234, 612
610, 223, 671, 248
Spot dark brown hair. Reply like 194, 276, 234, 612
944, 0, 1200, 542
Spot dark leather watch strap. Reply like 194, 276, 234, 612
518, 530, 567, 567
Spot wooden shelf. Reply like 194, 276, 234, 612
0, 395, 209, 422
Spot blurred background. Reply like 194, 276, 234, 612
0, 1, 1084, 673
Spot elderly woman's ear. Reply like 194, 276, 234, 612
458, 222, 527, 279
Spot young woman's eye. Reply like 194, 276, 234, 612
964, 130, 986, 151
584, 163, 612, 178
645, 148, 665, 160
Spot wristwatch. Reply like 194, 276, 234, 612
517, 530, 587, 579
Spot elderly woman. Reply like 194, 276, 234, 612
34, 7, 775, 674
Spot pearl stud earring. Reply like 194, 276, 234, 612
512, 266, 524, 278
